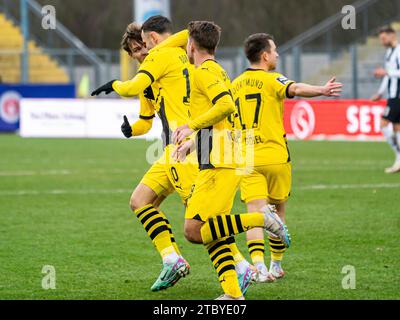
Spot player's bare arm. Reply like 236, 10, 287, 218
288, 77, 343, 98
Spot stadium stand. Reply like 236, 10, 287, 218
0, 13, 69, 83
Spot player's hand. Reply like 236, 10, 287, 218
173, 124, 194, 145
172, 139, 195, 162
91, 80, 117, 96
374, 67, 387, 78
371, 93, 382, 102
121, 115, 133, 138
322, 77, 343, 97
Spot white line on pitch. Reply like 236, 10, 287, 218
0, 189, 132, 196
0, 183, 399, 197
0, 170, 73, 176
297, 183, 400, 190
0, 169, 138, 177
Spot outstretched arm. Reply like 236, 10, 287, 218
91, 73, 153, 98
112, 72, 153, 97
288, 77, 342, 98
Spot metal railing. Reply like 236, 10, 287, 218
277, 0, 400, 98
0, 0, 117, 87
279, 0, 380, 54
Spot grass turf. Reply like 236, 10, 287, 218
0, 135, 399, 300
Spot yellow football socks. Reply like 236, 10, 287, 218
134, 205, 176, 259
247, 239, 265, 264
159, 211, 182, 256
206, 238, 242, 298
200, 213, 264, 244
269, 236, 286, 261
226, 236, 246, 264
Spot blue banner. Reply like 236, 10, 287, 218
134, 0, 170, 24
0, 84, 75, 132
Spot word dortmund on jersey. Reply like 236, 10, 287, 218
114, 45, 193, 148
231, 69, 295, 166
189, 59, 240, 170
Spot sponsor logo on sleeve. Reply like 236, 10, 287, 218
276, 76, 290, 85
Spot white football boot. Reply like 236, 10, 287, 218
252, 263, 276, 283
263, 205, 291, 248
385, 160, 400, 174
269, 260, 285, 279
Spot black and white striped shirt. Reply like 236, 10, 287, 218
378, 44, 400, 99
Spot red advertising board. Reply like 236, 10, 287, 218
283, 100, 387, 141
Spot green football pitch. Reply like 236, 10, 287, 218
0, 135, 399, 300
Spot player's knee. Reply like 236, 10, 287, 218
129, 194, 148, 212
129, 195, 138, 212
185, 234, 202, 244
381, 119, 390, 130
394, 124, 400, 132
184, 222, 203, 244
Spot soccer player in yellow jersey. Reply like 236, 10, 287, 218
173, 22, 291, 300
92, 16, 199, 292
232, 33, 342, 281
159, 27, 262, 296
119, 23, 157, 140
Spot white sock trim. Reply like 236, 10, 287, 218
162, 250, 179, 264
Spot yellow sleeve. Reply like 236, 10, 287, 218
138, 92, 155, 118
112, 50, 169, 97
156, 29, 189, 50
137, 50, 169, 83
132, 93, 155, 136
132, 119, 153, 136
112, 72, 153, 97
270, 73, 295, 99
188, 69, 235, 130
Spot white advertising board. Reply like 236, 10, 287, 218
20, 98, 162, 139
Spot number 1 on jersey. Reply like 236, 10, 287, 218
183, 68, 190, 104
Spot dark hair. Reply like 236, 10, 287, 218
379, 25, 396, 35
244, 33, 275, 63
121, 22, 143, 54
142, 15, 172, 34
188, 21, 221, 54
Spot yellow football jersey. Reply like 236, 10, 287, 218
190, 60, 238, 169
138, 90, 156, 120
137, 46, 193, 146
231, 69, 295, 166
130, 91, 155, 137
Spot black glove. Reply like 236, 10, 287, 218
121, 115, 133, 138
91, 80, 117, 96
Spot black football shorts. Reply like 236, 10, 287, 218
382, 98, 400, 124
